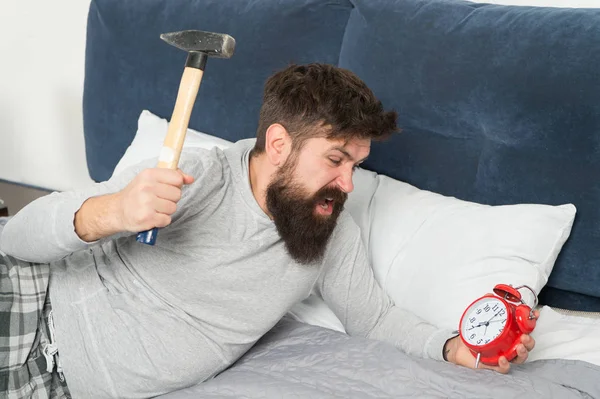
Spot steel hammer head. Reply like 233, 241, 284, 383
160, 30, 235, 59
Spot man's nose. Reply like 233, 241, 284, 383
336, 166, 354, 193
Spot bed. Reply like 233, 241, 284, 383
79, 0, 600, 397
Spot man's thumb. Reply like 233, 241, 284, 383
178, 169, 195, 185
183, 173, 195, 185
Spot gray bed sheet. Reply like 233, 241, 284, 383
160, 317, 600, 399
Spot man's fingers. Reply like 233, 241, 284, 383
521, 334, 535, 351
511, 344, 529, 364
469, 336, 534, 373
153, 213, 172, 229
138, 168, 195, 189
497, 356, 511, 373
479, 356, 510, 374
147, 168, 187, 187
153, 197, 178, 216
155, 183, 182, 203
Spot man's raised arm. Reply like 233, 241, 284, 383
0, 157, 194, 263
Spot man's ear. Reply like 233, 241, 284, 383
265, 124, 291, 166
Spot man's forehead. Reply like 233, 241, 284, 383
322, 137, 370, 148
328, 138, 370, 152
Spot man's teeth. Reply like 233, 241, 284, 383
318, 198, 334, 210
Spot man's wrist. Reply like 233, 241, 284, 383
74, 194, 121, 242
443, 335, 459, 363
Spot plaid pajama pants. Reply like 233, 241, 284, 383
0, 252, 71, 399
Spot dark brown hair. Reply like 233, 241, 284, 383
251, 63, 399, 156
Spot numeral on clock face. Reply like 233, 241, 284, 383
460, 298, 508, 346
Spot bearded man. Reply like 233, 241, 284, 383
0, 63, 535, 399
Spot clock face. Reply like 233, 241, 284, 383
461, 297, 508, 346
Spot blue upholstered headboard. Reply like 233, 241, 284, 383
83, 0, 600, 311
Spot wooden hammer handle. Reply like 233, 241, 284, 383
157, 66, 204, 169
136, 66, 203, 246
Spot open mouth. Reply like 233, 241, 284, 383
315, 198, 334, 216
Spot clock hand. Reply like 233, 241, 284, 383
469, 312, 500, 330
467, 318, 494, 330
486, 311, 502, 324
468, 319, 490, 330
482, 311, 503, 335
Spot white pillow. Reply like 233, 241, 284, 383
112, 110, 232, 177
367, 173, 575, 330
291, 169, 576, 332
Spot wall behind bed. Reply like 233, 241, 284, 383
0, 0, 94, 192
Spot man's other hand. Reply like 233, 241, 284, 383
444, 310, 538, 374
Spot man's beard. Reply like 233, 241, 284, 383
266, 162, 347, 265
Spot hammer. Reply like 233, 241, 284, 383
136, 30, 236, 245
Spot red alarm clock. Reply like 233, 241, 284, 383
458, 284, 538, 368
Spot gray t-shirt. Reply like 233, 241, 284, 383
0, 139, 453, 398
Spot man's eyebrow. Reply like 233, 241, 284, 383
330, 146, 368, 164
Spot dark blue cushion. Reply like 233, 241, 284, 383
83, 0, 353, 182
339, 0, 600, 310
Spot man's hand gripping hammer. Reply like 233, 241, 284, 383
136, 30, 235, 245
